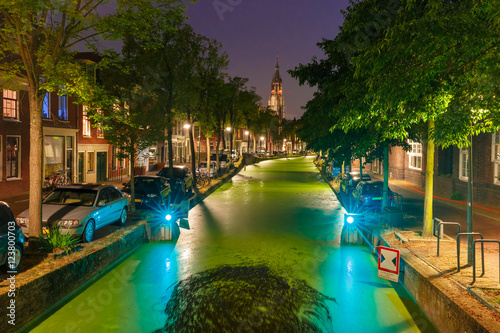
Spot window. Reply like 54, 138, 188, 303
87, 152, 95, 172
3, 90, 18, 119
96, 109, 104, 138
408, 139, 422, 170
42, 92, 51, 119
493, 131, 500, 185
6, 136, 20, 178
459, 148, 469, 181
59, 94, 68, 120
44, 136, 64, 176
82, 106, 91, 137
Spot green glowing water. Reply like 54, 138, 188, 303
32, 156, 436, 332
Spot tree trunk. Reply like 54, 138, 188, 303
422, 119, 435, 237
28, 87, 44, 250
130, 151, 137, 214
187, 111, 196, 186
382, 144, 390, 213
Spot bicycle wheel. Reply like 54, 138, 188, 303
196, 177, 204, 189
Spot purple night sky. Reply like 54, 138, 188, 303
185, 1, 351, 119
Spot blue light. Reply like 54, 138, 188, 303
165, 214, 172, 221
346, 216, 354, 224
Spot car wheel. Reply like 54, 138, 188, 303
116, 207, 128, 225
82, 219, 95, 243
2, 244, 23, 272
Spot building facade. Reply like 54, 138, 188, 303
368, 131, 500, 207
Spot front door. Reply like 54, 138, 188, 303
78, 152, 84, 183
96, 152, 107, 182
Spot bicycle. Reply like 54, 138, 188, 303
53, 169, 72, 187
195, 171, 212, 188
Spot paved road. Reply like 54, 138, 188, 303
31, 157, 436, 332
384, 177, 500, 241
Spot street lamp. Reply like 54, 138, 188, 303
244, 131, 249, 153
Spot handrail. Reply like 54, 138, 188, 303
391, 192, 403, 210
471, 240, 500, 285
456, 232, 483, 273
433, 218, 461, 256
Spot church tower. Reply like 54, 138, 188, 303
268, 56, 285, 120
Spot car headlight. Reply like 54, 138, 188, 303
16, 217, 28, 227
147, 194, 158, 198
61, 219, 80, 228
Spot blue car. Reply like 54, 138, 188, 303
0, 201, 25, 272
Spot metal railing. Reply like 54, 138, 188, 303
433, 218, 461, 256
456, 232, 483, 273
391, 192, 403, 210
472, 240, 500, 285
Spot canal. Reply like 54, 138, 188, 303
32, 156, 436, 332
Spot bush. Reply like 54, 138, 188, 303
450, 191, 463, 201
39, 227, 79, 254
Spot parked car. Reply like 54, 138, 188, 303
198, 161, 218, 175
0, 202, 25, 272
16, 184, 129, 243
157, 165, 194, 195
122, 176, 171, 209
340, 172, 372, 193
210, 154, 231, 172
352, 180, 394, 211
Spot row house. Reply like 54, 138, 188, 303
367, 131, 500, 207
0, 83, 30, 197
0, 77, 129, 200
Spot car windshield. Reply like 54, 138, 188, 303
159, 167, 185, 178
363, 183, 385, 195
135, 178, 158, 189
43, 189, 97, 206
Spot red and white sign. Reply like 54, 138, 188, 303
378, 246, 400, 282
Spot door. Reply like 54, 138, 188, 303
78, 152, 84, 183
96, 152, 107, 182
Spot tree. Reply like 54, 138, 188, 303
0, 0, 187, 243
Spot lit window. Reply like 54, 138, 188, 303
42, 92, 51, 119
3, 90, 18, 119
87, 152, 94, 172
6, 136, 20, 178
59, 94, 68, 120
408, 139, 422, 170
82, 106, 91, 137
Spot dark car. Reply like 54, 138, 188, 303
340, 172, 371, 193
157, 165, 194, 195
0, 201, 25, 272
122, 176, 171, 209
352, 180, 394, 211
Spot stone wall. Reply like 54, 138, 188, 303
1, 223, 146, 332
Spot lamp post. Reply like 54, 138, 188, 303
260, 136, 265, 152
183, 123, 191, 165
244, 130, 249, 154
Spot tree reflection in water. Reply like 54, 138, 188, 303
155, 265, 337, 333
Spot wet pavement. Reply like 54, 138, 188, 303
30, 156, 436, 332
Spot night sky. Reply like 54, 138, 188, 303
186, 1, 351, 119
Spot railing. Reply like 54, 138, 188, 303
472, 240, 500, 285
434, 217, 500, 285
433, 218, 460, 256
391, 192, 403, 210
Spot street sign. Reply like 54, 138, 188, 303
378, 246, 400, 282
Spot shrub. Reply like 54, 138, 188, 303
39, 227, 79, 254
450, 191, 463, 200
